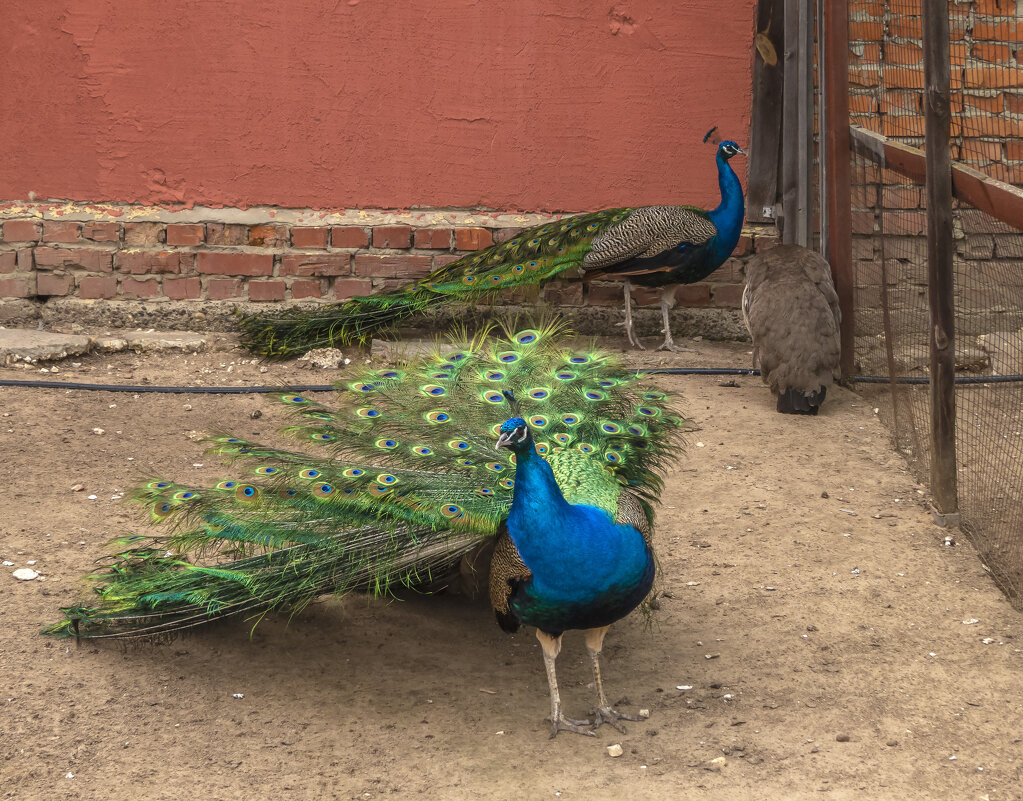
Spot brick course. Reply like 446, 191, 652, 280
0, 210, 777, 312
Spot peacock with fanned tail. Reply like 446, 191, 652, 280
240, 132, 745, 357
47, 321, 685, 737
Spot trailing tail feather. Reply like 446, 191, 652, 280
48, 319, 684, 638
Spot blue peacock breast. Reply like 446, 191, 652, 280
505, 504, 655, 634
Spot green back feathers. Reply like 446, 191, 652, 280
47, 320, 683, 639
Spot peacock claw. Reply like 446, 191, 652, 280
588, 705, 642, 732
548, 714, 597, 738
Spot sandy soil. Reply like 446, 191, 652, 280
1, 334, 1021, 801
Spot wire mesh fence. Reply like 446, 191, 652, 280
845, 0, 1023, 608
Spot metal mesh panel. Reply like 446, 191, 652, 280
847, 0, 1023, 608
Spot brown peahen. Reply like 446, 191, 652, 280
239, 131, 745, 356
742, 244, 842, 415
46, 321, 686, 737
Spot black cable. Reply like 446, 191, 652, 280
3, 369, 1023, 394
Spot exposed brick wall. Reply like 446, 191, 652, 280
0, 206, 777, 309
849, 0, 1023, 184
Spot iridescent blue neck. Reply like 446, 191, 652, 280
707, 153, 745, 259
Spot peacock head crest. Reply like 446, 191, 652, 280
496, 416, 532, 453
703, 126, 746, 161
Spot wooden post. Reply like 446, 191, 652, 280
781, 0, 799, 244
796, 0, 815, 247
922, 0, 958, 517
747, 0, 785, 223
823, 0, 856, 379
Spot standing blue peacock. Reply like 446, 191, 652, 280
46, 321, 685, 737
240, 132, 745, 356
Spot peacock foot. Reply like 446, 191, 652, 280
588, 705, 642, 733
548, 713, 597, 739
655, 339, 692, 353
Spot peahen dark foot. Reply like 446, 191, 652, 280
588, 705, 642, 733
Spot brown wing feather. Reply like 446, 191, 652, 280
744, 245, 842, 399
489, 527, 532, 632
615, 490, 653, 546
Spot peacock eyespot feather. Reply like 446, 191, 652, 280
150, 481, 172, 489
235, 484, 259, 501
154, 502, 172, 517
299, 469, 321, 479
597, 379, 617, 388
483, 390, 504, 404
375, 439, 398, 449
527, 260, 539, 270
528, 415, 548, 427
628, 424, 647, 436
561, 413, 582, 425
513, 264, 524, 273
498, 478, 515, 489
555, 371, 576, 381
430, 372, 451, 380
463, 276, 476, 284
312, 483, 334, 498
476, 488, 494, 496
515, 330, 539, 344
643, 391, 667, 400
440, 504, 464, 519
584, 390, 606, 401
446, 440, 471, 451
421, 384, 447, 397
376, 474, 398, 485
279, 488, 298, 498
342, 468, 366, 478
356, 408, 381, 418
368, 484, 392, 497
173, 491, 198, 501
497, 351, 519, 363
568, 355, 589, 364
217, 480, 238, 490
282, 395, 309, 404
554, 433, 571, 444
456, 457, 475, 467
577, 443, 595, 453
312, 433, 335, 441
601, 422, 622, 434
376, 370, 400, 379
489, 275, 502, 283
412, 445, 434, 456
485, 462, 505, 472
446, 353, 467, 361
425, 410, 451, 424
529, 237, 541, 246
637, 406, 660, 417
438, 363, 457, 370
484, 371, 505, 382
612, 214, 625, 221
255, 466, 279, 475
350, 382, 376, 392
605, 452, 622, 463
535, 443, 549, 454
527, 388, 550, 400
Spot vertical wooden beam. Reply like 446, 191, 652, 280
823, 0, 856, 379
796, 0, 815, 247
922, 0, 958, 516
781, 0, 799, 244
747, 0, 786, 223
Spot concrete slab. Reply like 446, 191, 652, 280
121, 330, 211, 353
0, 328, 92, 364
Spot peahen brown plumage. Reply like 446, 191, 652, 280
742, 244, 842, 415
46, 321, 686, 737
239, 132, 745, 357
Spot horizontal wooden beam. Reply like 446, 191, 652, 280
849, 125, 1023, 232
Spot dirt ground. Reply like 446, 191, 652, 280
1, 332, 1021, 801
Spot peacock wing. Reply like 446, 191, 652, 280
583, 205, 719, 273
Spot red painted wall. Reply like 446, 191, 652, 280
1, 1, 754, 212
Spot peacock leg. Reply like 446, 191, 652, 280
620, 280, 646, 350
655, 287, 687, 352
584, 625, 642, 732
536, 629, 596, 738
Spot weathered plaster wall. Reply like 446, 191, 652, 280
0, 1, 754, 212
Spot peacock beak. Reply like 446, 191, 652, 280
496, 426, 527, 449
